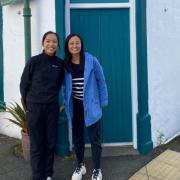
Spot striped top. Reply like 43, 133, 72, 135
71, 62, 84, 101
72, 77, 84, 100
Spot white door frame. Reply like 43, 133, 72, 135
65, 0, 138, 149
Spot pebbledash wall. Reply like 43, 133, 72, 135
0, 0, 179, 148
147, 0, 180, 145
0, 0, 56, 138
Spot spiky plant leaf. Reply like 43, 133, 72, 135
0, 101, 28, 134
5, 118, 23, 128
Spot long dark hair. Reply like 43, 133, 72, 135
42, 31, 60, 55
64, 34, 85, 73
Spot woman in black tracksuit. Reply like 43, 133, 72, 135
20, 31, 64, 180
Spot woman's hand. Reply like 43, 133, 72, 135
59, 105, 65, 112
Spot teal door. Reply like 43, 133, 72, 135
70, 8, 132, 143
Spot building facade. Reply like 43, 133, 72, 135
0, 0, 180, 154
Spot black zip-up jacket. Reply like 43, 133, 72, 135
20, 53, 64, 105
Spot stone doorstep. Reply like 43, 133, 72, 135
84, 145, 139, 157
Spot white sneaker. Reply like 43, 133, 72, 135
71, 163, 86, 180
91, 169, 102, 180
47, 177, 52, 180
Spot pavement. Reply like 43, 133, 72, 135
0, 134, 180, 180
129, 149, 180, 180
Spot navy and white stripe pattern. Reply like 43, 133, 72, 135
72, 77, 84, 100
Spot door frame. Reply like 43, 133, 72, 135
65, 0, 138, 148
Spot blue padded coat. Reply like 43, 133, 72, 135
63, 52, 108, 127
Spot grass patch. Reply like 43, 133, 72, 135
9, 142, 23, 158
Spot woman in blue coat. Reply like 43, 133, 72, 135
63, 34, 108, 180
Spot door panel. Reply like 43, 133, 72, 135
71, 0, 129, 3
70, 9, 132, 143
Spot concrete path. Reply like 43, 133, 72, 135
0, 134, 180, 180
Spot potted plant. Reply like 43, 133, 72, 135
0, 101, 30, 161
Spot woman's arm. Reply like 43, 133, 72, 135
93, 57, 108, 107
19, 60, 32, 110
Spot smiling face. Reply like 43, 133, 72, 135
42, 33, 58, 56
68, 36, 82, 56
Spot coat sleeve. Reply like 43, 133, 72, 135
61, 71, 69, 107
19, 59, 33, 108
61, 79, 66, 103
93, 57, 108, 107
59, 61, 65, 90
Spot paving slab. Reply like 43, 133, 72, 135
129, 150, 180, 180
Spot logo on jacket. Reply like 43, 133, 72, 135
52, 64, 59, 68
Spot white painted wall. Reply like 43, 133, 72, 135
1, 0, 180, 148
147, 0, 180, 146
0, 0, 56, 138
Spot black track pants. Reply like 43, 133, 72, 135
26, 103, 59, 180
72, 98, 102, 170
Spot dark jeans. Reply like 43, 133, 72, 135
26, 103, 59, 180
72, 98, 102, 170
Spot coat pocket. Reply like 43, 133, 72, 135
89, 99, 102, 119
